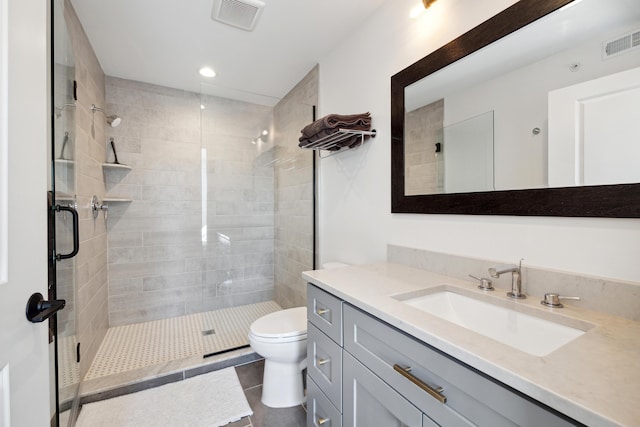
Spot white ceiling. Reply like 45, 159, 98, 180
69, 0, 387, 106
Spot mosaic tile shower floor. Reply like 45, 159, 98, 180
59, 301, 281, 387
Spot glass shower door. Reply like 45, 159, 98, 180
198, 84, 280, 358
52, 0, 80, 424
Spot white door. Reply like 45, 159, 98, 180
0, 0, 52, 425
548, 66, 640, 187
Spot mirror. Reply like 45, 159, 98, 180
391, 0, 640, 217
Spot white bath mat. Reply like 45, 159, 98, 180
76, 367, 252, 427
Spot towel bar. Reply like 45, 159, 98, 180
300, 129, 376, 158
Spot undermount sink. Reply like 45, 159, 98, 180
394, 288, 592, 357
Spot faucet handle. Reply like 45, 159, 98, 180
541, 293, 580, 308
469, 274, 494, 291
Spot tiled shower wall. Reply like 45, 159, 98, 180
62, 0, 109, 378
105, 78, 275, 326
404, 99, 444, 196
273, 66, 318, 309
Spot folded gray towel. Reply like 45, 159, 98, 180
300, 113, 371, 140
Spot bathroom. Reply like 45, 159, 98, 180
2, 0, 640, 426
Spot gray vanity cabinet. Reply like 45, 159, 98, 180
343, 304, 580, 427
306, 284, 584, 427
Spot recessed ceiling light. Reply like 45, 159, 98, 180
410, 4, 424, 19
199, 67, 216, 78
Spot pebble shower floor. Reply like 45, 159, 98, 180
59, 301, 281, 386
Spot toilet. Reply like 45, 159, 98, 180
248, 306, 308, 408
249, 262, 349, 408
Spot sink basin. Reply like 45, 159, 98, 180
395, 289, 590, 356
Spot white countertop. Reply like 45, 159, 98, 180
302, 262, 640, 427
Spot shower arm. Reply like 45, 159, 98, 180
91, 104, 122, 127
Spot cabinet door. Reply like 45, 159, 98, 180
343, 352, 423, 427
308, 284, 343, 345
308, 322, 343, 410
308, 377, 342, 427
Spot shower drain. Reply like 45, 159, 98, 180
202, 329, 216, 336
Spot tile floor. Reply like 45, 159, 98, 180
232, 360, 306, 427
62, 358, 306, 427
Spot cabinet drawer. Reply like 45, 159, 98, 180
343, 351, 422, 427
308, 376, 342, 427
307, 284, 343, 345
344, 304, 579, 427
308, 322, 343, 411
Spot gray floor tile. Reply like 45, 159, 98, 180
245, 385, 306, 427
235, 359, 265, 390
225, 416, 252, 427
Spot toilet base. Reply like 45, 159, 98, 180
261, 359, 305, 408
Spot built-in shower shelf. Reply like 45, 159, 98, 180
55, 159, 75, 165
300, 129, 376, 159
103, 197, 132, 203
102, 163, 132, 171
55, 192, 75, 202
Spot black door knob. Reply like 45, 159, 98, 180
26, 292, 66, 323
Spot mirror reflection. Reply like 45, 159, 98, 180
404, 0, 640, 196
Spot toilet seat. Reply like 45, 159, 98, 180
249, 307, 307, 342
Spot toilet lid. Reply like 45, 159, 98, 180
249, 307, 307, 339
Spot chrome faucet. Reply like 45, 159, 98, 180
489, 259, 525, 299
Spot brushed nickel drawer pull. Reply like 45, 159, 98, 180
317, 357, 331, 366
393, 364, 447, 403
317, 417, 329, 425
316, 308, 330, 315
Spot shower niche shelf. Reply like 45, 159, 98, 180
102, 162, 132, 171
102, 197, 132, 203
300, 129, 376, 158
54, 192, 75, 202
102, 162, 133, 202
55, 159, 75, 165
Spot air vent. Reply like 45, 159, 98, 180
603, 28, 640, 59
211, 0, 265, 32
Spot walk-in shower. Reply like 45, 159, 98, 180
52, 1, 318, 423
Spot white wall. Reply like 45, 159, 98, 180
317, 0, 640, 283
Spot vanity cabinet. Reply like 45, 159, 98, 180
306, 284, 582, 427
344, 304, 578, 427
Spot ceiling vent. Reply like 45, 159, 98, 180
603, 28, 640, 59
211, 0, 266, 32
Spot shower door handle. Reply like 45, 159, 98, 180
55, 204, 79, 260
26, 292, 66, 323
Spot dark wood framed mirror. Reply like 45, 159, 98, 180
391, 0, 640, 217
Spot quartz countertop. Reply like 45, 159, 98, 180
302, 263, 640, 427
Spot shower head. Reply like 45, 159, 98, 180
91, 104, 122, 127
107, 115, 122, 127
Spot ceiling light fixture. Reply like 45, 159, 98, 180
411, 0, 438, 18
199, 67, 216, 78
